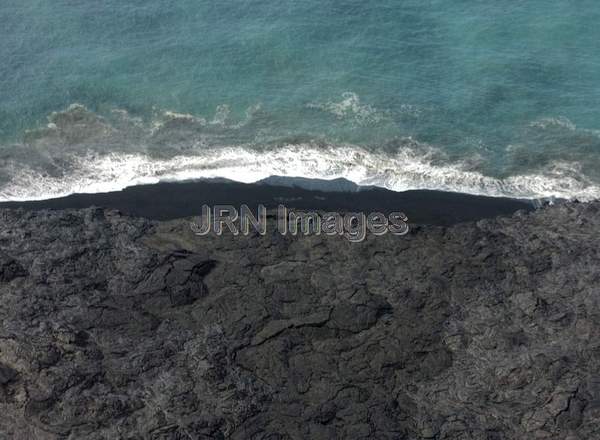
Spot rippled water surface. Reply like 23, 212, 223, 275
1, 1, 599, 200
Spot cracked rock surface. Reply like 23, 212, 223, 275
0, 202, 599, 439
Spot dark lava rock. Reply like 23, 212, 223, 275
0, 251, 27, 282
0, 203, 599, 439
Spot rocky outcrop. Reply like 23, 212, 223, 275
0, 202, 599, 439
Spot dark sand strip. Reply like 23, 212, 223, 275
0, 180, 534, 226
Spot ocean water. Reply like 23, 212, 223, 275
1, 1, 600, 201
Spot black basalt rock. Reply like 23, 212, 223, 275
0, 252, 27, 282
0, 203, 598, 439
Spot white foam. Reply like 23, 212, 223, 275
529, 116, 577, 131
1, 144, 598, 202
307, 92, 387, 125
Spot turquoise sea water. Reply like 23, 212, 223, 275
1, 1, 600, 200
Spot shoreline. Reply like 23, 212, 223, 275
0, 178, 535, 226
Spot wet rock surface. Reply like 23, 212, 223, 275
0, 202, 599, 439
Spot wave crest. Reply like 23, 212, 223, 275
306, 92, 389, 126
1, 143, 598, 202
2, 103, 599, 202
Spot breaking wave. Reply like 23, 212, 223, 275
1, 103, 599, 202
1, 144, 599, 202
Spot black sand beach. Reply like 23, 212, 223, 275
0, 178, 534, 225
